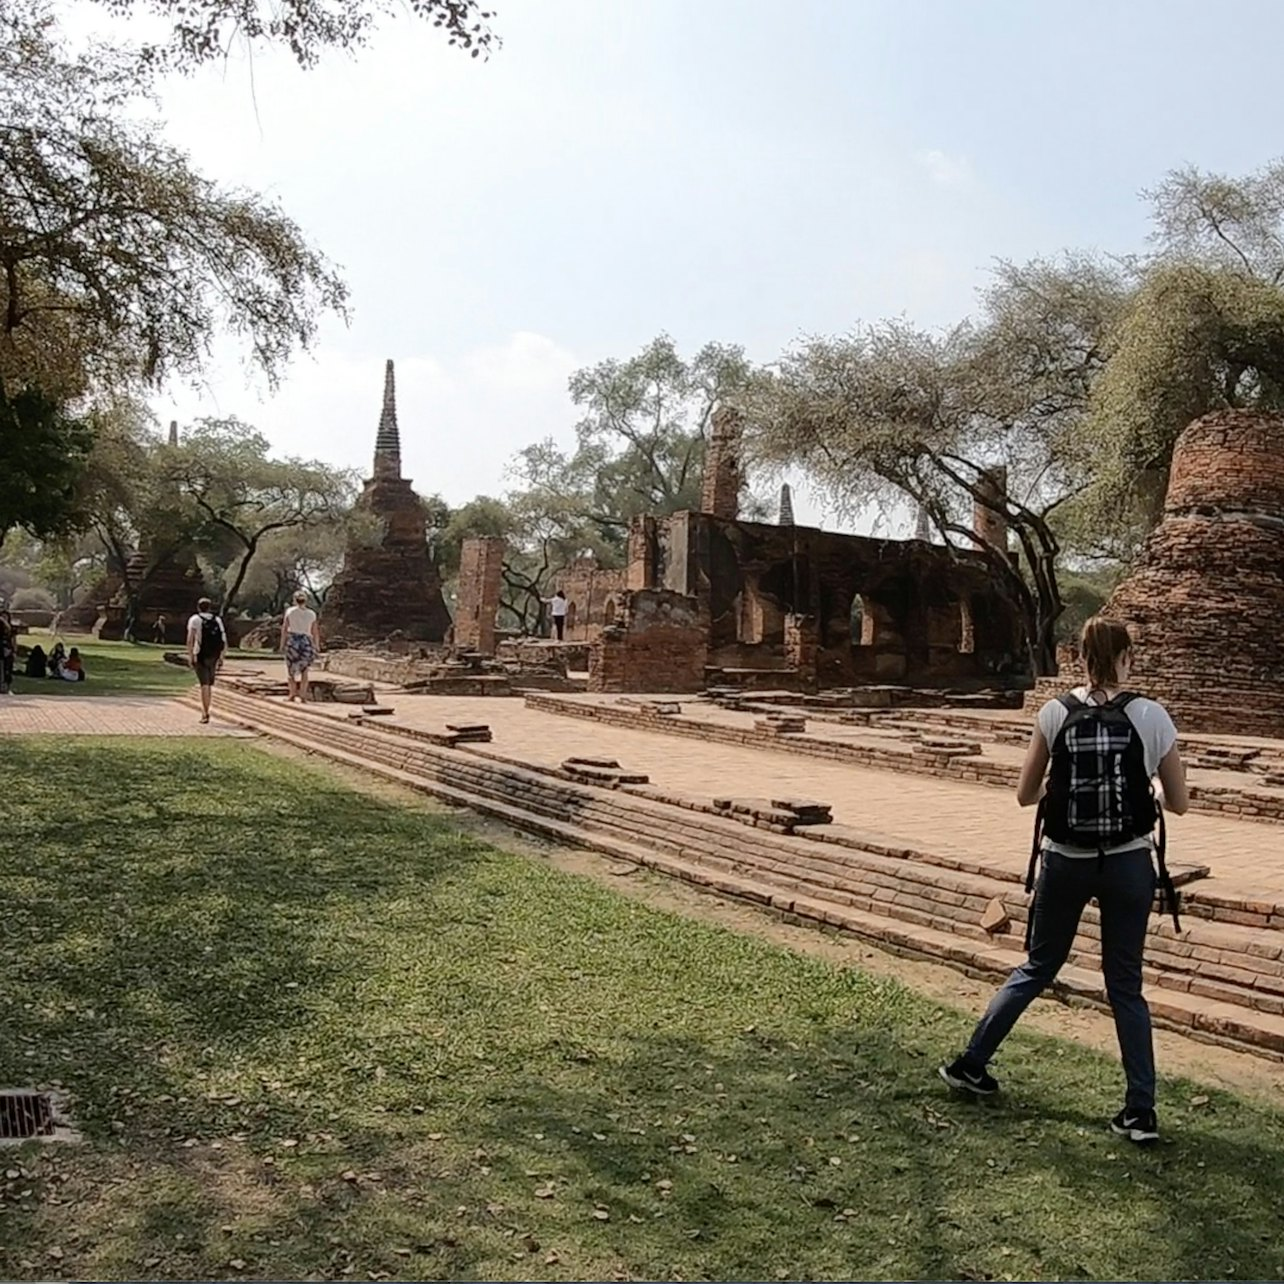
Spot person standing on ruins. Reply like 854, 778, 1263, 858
280, 590, 320, 702
543, 589, 569, 641
186, 596, 226, 724
939, 617, 1189, 1145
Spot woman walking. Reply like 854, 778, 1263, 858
280, 591, 320, 702
939, 618, 1189, 1144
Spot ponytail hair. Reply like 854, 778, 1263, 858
1081, 616, 1132, 690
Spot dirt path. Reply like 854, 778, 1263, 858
254, 736, 1284, 1105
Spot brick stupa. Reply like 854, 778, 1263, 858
1103, 409, 1284, 737
95, 420, 204, 643
322, 360, 452, 645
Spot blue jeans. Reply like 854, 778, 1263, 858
965, 847, 1157, 1111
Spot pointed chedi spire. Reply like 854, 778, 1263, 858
777, 482, 795, 526
168, 420, 179, 447
373, 358, 402, 478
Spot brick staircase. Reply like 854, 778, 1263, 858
194, 688, 1284, 1062
526, 694, 1284, 826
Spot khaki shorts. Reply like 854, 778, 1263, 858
194, 657, 219, 687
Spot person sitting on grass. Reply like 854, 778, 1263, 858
939, 617, 1189, 1146
47, 641, 67, 678
24, 644, 47, 679
61, 647, 86, 682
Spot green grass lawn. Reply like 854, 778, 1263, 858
2, 739, 1283, 1282
9, 635, 266, 698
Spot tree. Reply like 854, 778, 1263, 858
0, 3, 347, 403
89, 0, 496, 71
229, 520, 348, 615
1072, 161, 1284, 548
0, 382, 94, 549
164, 418, 355, 614
1080, 263, 1284, 544
555, 334, 754, 553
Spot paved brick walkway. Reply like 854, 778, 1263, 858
0, 693, 242, 737
305, 691, 1284, 906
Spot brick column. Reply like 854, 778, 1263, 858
700, 405, 744, 520
455, 537, 505, 653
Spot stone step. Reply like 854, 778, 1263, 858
194, 690, 1284, 1059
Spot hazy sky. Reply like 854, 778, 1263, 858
99, 0, 1284, 530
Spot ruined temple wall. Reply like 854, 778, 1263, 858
587, 589, 707, 693
654, 511, 1025, 685
553, 560, 627, 642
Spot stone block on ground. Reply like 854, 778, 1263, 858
980, 898, 1011, 935
561, 758, 650, 787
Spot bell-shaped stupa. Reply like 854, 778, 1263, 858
1103, 409, 1284, 736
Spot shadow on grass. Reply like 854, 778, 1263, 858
1, 737, 1282, 1282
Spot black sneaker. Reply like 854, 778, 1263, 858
1111, 1108, 1159, 1143
938, 1056, 999, 1096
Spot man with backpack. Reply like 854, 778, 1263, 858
186, 596, 227, 724
939, 617, 1190, 1144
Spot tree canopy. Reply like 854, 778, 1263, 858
162, 419, 355, 613
0, 383, 95, 548
89, 0, 496, 71
0, 3, 348, 400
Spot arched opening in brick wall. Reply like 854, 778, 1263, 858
604, 598, 617, 626
566, 601, 578, 633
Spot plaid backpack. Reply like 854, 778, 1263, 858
1027, 691, 1181, 932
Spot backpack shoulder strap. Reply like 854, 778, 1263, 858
1109, 691, 1141, 710
1059, 693, 1084, 712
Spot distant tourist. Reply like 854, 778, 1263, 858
186, 597, 227, 724
543, 589, 569, 641
24, 644, 47, 679
939, 617, 1189, 1146
280, 590, 320, 702
61, 647, 86, 682
0, 610, 13, 694
48, 641, 67, 679
152, 614, 167, 644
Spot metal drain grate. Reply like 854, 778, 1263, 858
0, 1090, 56, 1140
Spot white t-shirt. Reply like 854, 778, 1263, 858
1036, 687, 1178, 857
284, 604, 317, 635
549, 596, 568, 618
187, 612, 227, 649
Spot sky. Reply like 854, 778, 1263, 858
72, 0, 1284, 532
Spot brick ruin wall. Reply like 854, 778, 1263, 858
587, 589, 708, 693
642, 512, 1026, 688
455, 537, 505, 653
553, 559, 628, 642
1098, 410, 1284, 737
